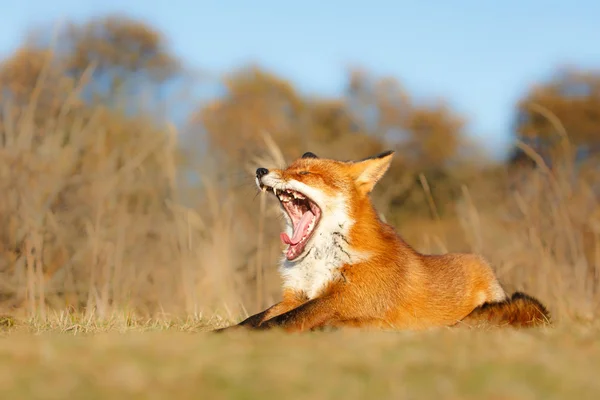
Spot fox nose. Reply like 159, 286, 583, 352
256, 168, 269, 179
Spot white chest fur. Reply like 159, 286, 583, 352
279, 222, 365, 299
269, 187, 369, 299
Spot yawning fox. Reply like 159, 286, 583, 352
217, 151, 550, 332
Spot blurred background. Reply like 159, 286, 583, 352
0, 0, 598, 323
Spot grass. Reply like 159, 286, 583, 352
0, 317, 599, 399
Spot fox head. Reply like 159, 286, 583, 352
255, 150, 395, 263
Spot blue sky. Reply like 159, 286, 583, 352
1, 0, 598, 158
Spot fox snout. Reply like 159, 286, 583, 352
255, 167, 269, 190
256, 168, 269, 179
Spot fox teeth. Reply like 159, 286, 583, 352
292, 192, 305, 199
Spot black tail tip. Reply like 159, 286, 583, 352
511, 291, 551, 321
511, 291, 544, 304
511, 291, 533, 301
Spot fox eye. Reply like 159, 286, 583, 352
298, 171, 310, 175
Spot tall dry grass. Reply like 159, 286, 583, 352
0, 73, 598, 326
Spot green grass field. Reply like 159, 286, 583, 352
1, 317, 599, 399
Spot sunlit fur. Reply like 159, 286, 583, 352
218, 151, 551, 333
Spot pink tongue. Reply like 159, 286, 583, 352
280, 211, 315, 245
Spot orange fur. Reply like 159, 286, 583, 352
217, 151, 551, 333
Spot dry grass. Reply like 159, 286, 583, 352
1, 118, 599, 322
0, 316, 599, 399
1, 59, 599, 323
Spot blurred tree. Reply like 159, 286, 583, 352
512, 67, 600, 166
0, 47, 82, 144
0, 16, 184, 310
26, 15, 181, 107
0, 48, 73, 110
344, 68, 469, 218
196, 66, 385, 165
345, 69, 465, 170
402, 102, 465, 171
196, 65, 471, 220
0, 15, 185, 144
198, 66, 305, 162
306, 98, 385, 158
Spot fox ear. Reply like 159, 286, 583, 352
302, 152, 319, 159
351, 151, 395, 194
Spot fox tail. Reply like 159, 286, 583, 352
458, 292, 551, 328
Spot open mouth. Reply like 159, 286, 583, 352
259, 184, 322, 260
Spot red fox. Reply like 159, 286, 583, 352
217, 151, 551, 333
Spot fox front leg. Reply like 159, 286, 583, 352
237, 304, 281, 328
213, 294, 305, 333
254, 297, 339, 333
213, 304, 280, 333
